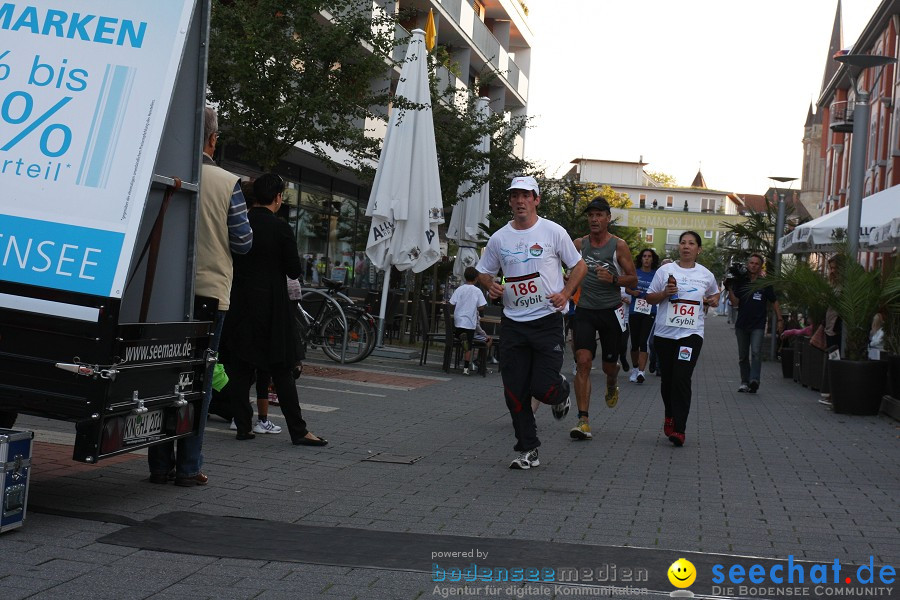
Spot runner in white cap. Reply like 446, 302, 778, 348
476, 176, 587, 469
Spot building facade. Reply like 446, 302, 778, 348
569, 158, 745, 255
220, 0, 533, 287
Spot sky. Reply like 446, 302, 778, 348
523, 0, 883, 195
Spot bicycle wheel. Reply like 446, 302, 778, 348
320, 310, 376, 363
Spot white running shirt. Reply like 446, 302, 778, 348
477, 217, 582, 322
648, 262, 719, 340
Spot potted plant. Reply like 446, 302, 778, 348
826, 254, 887, 415
762, 260, 832, 388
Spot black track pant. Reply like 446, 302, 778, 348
654, 334, 703, 435
500, 312, 569, 452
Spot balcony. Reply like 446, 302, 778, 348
830, 100, 855, 133
437, 0, 528, 103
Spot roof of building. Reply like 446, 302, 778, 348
735, 190, 812, 221
690, 169, 707, 189
570, 157, 647, 166
821, 0, 843, 95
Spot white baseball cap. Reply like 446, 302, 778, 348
506, 176, 539, 195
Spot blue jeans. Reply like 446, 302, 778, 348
147, 310, 226, 477
735, 327, 764, 385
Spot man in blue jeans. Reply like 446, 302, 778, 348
728, 253, 783, 394
147, 107, 253, 487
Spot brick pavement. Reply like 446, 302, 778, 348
1, 314, 897, 599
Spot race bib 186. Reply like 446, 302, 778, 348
503, 272, 547, 309
665, 299, 701, 329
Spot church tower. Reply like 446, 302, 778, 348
800, 0, 842, 218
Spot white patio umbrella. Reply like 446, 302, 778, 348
447, 97, 491, 279
365, 29, 444, 345
777, 184, 900, 253
864, 217, 900, 251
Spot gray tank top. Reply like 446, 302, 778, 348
578, 235, 621, 309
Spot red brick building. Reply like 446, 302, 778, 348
815, 0, 899, 266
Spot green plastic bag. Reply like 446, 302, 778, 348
211, 362, 229, 392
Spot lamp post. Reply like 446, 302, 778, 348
768, 176, 796, 360
833, 52, 896, 261
768, 176, 797, 277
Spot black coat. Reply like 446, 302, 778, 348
221, 206, 302, 369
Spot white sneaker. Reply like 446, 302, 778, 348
229, 419, 237, 431
628, 369, 638, 383
462, 367, 470, 376
636, 371, 645, 384
509, 449, 539, 470
253, 419, 282, 434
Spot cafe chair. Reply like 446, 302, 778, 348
418, 300, 442, 365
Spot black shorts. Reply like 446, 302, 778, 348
454, 327, 475, 348
573, 306, 622, 363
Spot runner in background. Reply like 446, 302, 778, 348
624, 248, 659, 384
569, 198, 637, 441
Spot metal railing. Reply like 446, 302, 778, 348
830, 100, 855, 131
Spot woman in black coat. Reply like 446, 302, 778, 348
221, 173, 327, 446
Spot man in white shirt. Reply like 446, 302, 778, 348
449, 267, 487, 375
477, 176, 587, 470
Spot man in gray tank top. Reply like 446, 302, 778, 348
570, 198, 637, 441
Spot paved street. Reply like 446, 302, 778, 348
0, 315, 897, 599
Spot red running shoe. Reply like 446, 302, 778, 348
663, 418, 675, 437
668, 432, 685, 447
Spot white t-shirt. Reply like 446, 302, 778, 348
449, 284, 487, 330
648, 262, 719, 340
477, 217, 582, 322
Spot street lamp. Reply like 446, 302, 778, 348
833, 52, 897, 261
768, 176, 796, 360
768, 176, 797, 277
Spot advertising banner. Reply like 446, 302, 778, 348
0, 1, 195, 297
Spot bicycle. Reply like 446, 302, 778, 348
297, 278, 377, 364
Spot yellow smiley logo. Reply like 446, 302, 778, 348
668, 558, 697, 588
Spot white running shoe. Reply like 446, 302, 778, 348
628, 369, 638, 383
253, 419, 282, 434
509, 449, 539, 469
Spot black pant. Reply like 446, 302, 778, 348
500, 312, 569, 452
629, 313, 655, 352
255, 369, 270, 399
654, 335, 703, 434
225, 359, 309, 442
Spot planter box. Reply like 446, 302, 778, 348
829, 360, 887, 415
780, 348, 794, 378
801, 339, 828, 391
887, 354, 900, 398
792, 340, 802, 383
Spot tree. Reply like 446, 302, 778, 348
428, 61, 532, 215
207, 0, 401, 170
646, 171, 678, 187
720, 192, 794, 273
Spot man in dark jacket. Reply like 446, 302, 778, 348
728, 254, 783, 394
